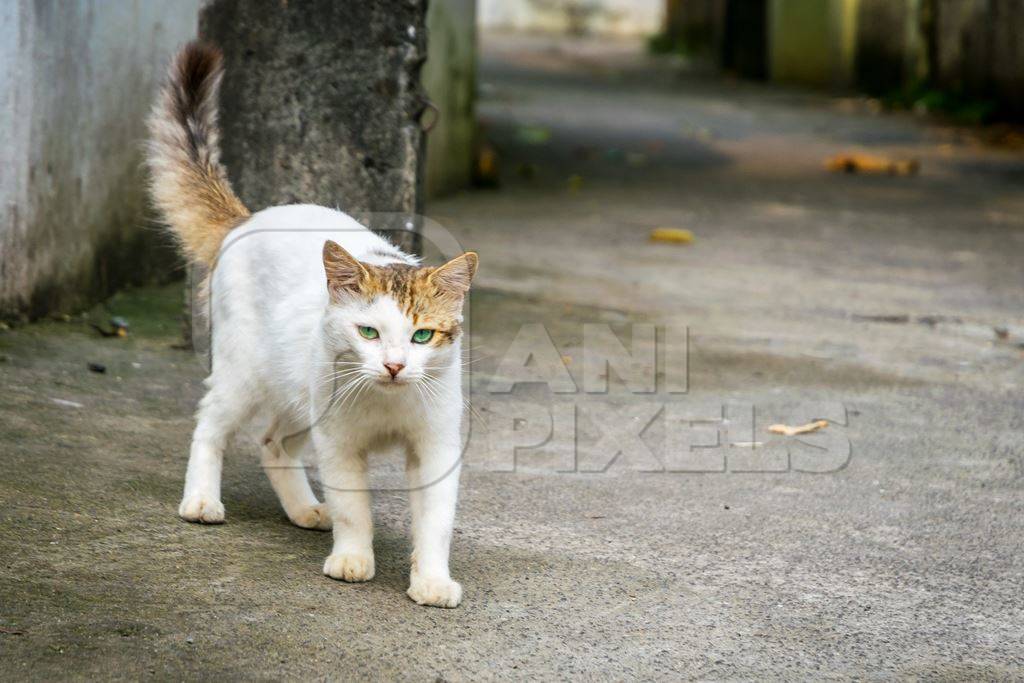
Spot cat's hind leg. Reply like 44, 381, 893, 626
261, 423, 331, 531
179, 383, 254, 524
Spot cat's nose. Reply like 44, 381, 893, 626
383, 362, 405, 378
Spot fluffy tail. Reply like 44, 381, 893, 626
146, 42, 249, 266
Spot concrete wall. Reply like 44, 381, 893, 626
933, 0, 1024, 117
769, 0, 1024, 114
665, 0, 726, 60
854, 0, 914, 93
0, 1, 201, 320
0, 0, 477, 319
480, 0, 663, 36
423, 0, 477, 198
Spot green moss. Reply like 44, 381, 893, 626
0, 281, 187, 382
884, 81, 997, 125
647, 31, 708, 58
647, 32, 678, 55
95, 283, 186, 340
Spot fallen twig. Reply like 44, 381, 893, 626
768, 420, 829, 436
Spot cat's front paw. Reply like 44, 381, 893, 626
323, 552, 375, 582
178, 495, 225, 524
290, 503, 332, 531
407, 576, 462, 608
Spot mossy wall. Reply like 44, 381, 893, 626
666, 0, 1024, 119
423, 0, 477, 199
768, 0, 857, 87
933, 0, 1024, 118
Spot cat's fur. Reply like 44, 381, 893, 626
146, 42, 476, 608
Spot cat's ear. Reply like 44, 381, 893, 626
323, 240, 368, 299
429, 252, 478, 297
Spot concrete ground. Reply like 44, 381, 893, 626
2, 33, 1023, 680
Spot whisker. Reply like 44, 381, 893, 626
418, 369, 487, 428
319, 366, 365, 379
417, 375, 444, 410
327, 375, 367, 415
319, 366, 366, 378
317, 368, 365, 387
345, 376, 372, 410
413, 382, 429, 413
463, 397, 486, 427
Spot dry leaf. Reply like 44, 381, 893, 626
826, 154, 918, 175
768, 420, 829, 436
650, 228, 694, 244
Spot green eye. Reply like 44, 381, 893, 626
358, 326, 379, 340
412, 329, 434, 344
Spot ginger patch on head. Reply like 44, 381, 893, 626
323, 241, 478, 344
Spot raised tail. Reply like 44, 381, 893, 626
146, 42, 249, 267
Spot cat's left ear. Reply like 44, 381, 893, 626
429, 252, 478, 297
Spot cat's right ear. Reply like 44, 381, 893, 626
323, 240, 368, 300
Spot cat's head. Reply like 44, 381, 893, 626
320, 240, 477, 390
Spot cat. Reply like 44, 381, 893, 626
146, 42, 476, 608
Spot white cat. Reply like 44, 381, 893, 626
146, 42, 476, 608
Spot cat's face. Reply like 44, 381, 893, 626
321, 240, 477, 391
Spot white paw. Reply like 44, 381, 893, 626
290, 503, 332, 531
178, 495, 225, 524
323, 552, 375, 582
407, 576, 462, 608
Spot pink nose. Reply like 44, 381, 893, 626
384, 362, 405, 378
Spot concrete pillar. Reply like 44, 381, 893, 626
848, 0, 929, 96
768, 0, 857, 88
199, 0, 430, 253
